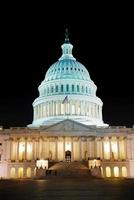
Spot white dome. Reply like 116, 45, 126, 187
28, 34, 108, 128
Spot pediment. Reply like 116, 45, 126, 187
42, 119, 95, 132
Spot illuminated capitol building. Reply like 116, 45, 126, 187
0, 31, 134, 179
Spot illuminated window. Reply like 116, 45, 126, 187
26, 167, 31, 178
36, 160, 48, 169
106, 167, 111, 177
18, 167, 23, 178
114, 167, 119, 177
122, 167, 127, 177
10, 168, 16, 178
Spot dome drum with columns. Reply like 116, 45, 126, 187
29, 31, 108, 128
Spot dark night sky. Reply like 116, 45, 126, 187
0, 3, 133, 128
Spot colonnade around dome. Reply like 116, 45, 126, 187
33, 100, 102, 121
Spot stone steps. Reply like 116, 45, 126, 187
48, 161, 92, 177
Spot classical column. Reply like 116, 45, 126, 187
63, 137, 65, 161
55, 138, 58, 161
35, 138, 38, 159
16, 139, 19, 162
117, 137, 120, 160
79, 137, 82, 161
70, 100, 72, 115
33, 139, 36, 160
39, 137, 42, 159
102, 138, 105, 160
51, 101, 53, 116
109, 137, 112, 160
6, 139, 11, 161
80, 101, 83, 115
124, 137, 127, 160
10, 138, 13, 161
100, 106, 102, 120
71, 137, 74, 161
25, 138, 27, 161
94, 138, 97, 158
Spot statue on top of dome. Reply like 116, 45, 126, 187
65, 28, 70, 43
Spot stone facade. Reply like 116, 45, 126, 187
0, 120, 134, 178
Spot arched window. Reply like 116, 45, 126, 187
106, 167, 111, 177
77, 85, 79, 92
61, 85, 63, 92
114, 167, 119, 177
72, 85, 74, 92
66, 84, 69, 92
122, 167, 127, 177
56, 85, 58, 92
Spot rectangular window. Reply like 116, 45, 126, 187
61, 85, 63, 92
72, 85, 74, 92
66, 84, 69, 92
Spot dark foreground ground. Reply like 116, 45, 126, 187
0, 178, 134, 200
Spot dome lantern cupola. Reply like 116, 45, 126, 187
59, 28, 75, 61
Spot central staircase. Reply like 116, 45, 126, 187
48, 161, 92, 178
